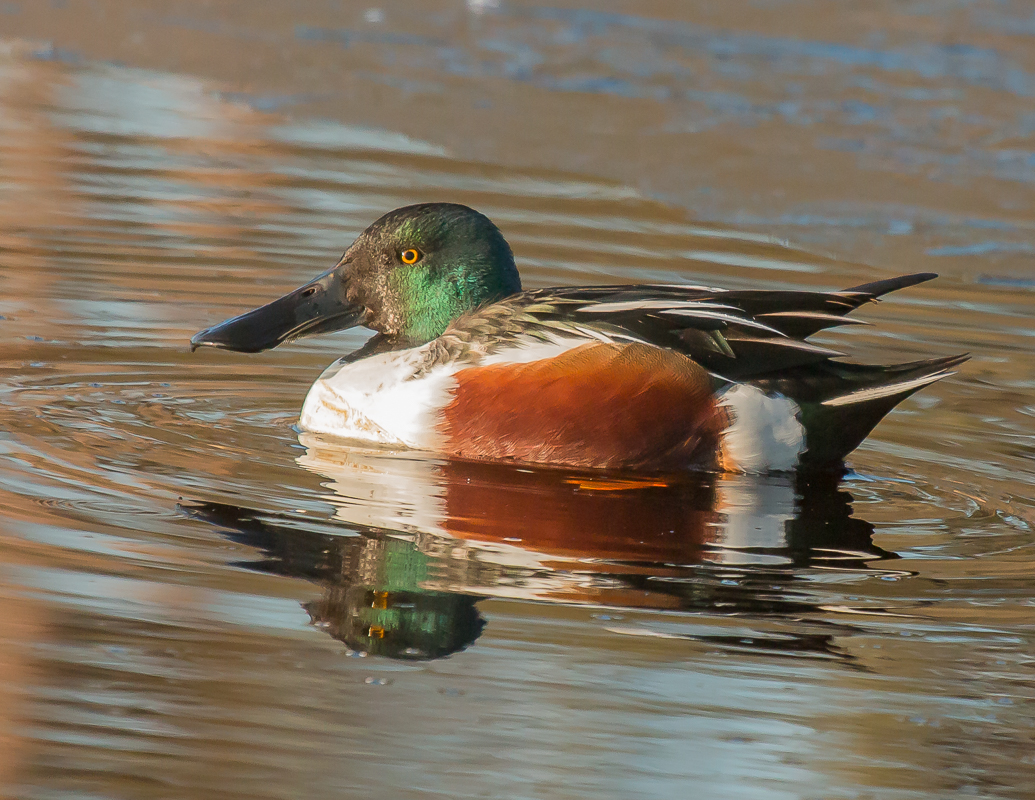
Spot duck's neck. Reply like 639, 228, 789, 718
388, 260, 520, 345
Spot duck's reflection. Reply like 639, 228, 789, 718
186, 438, 895, 661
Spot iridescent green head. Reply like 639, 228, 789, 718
344, 203, 521, 344
190, 203, 522, 353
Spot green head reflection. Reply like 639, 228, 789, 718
180, 502, 485, 661
304, 536, 484, 660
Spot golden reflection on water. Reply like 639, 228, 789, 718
0, 21, 1033, 800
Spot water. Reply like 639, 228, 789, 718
1, 3, 1034, 797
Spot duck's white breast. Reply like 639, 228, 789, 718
298, 345, 459, 449
297, 333, 599, 449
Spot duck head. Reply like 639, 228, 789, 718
190, 203, 521, 352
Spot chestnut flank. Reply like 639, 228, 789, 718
440, 342, 721, 470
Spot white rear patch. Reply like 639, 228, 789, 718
717, 385, 804, 473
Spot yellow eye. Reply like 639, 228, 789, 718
400, 248, 421, 265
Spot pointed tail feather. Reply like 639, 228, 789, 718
742, 273, 940, 339
821, 364, 963, 408
797, 353, 968, 469
840, 272, 938, 298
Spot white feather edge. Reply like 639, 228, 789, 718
722, 336, 845, 357
658, 309, 788, 336
757, 310, 870, 325
821, 370, 955, 407
577, 300, 739, 313
653, 284, 729, 292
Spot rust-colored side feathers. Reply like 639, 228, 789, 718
441, 342, 721, 470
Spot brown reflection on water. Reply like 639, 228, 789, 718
185, 448, 893, 663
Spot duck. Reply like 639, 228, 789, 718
190, 202, 966, 473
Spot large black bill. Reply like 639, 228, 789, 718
190, 268, 365, 353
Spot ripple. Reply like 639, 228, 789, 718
1, 29, 1033, 800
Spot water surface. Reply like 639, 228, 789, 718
0, 9, 1034, 799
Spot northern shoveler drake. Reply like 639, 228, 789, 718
191, 203, 966, 473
